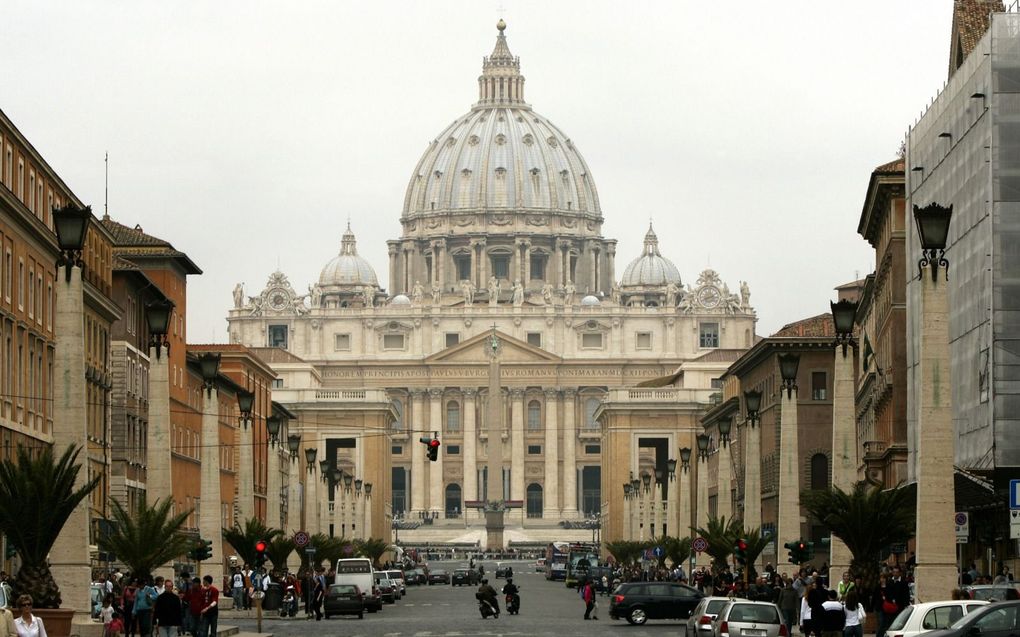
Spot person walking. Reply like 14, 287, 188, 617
195, 576, 219, 637
153, 579, 181, 637
133, 578, 158, 637
777, 578, 799, 635
819, 589, 845, 637
0, 594, 16, 637
582, 579, 597, 620
310, 568, 325, 621
122, 579, 138, 637
13, 595, 46, 637
843, 590, 865, 637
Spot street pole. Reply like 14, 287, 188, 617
256, 594, 262, 634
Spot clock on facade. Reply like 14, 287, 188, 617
697, 285, 721, 308
268, 289, 289, 311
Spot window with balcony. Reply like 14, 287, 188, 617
446, 400, 461, 433
455, 255, 471, 281
530, 254, 546, 280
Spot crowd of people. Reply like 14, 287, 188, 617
92, 573, 220, 637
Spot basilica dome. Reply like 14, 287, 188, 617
620, 224, 681, 288
319, 224, 378, 288
402, 21, 601, 217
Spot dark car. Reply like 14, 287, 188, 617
407, 568, 427, 585
495, 563, 514, 579
323, 584, 364, 619
924, 600, 1020, 637
452, 569, 478, 586
609, 581, 703, 626
428, 569, 450, 585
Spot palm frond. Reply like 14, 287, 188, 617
222, 518, 284, 566
98, 498, 194, 582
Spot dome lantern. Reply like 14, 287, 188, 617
620, 222, 682, 288
477, 20, 526, 107
319, 222, 379, 289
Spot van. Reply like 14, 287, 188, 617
335, 558, 381, 612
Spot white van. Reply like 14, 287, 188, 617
335, 558, 381, 612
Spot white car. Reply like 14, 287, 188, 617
687, 596, 734, 637
886, 600, 989, 637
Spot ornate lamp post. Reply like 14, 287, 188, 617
265, 412, 287, 529
912, 202, 957, 601
742, 390, 763, 533
304, 447, 319, 535
266, 415, 282, 447
235, 390, 256, 521
53, 204, 91, 281
678, 447, 693, 544
829, 298, 859, 580
695, 433, 711, 567
196, 351, 224, 584
287, 435, 301, 461
777, 352, 801, 571
144, 299, 174, 357
622, 482, 633, 540
143, 298, 175, 506
716, 417, 733, 521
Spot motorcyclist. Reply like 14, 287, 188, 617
477, 579, 500, 617
501, 578, 519, 614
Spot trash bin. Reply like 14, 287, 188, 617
262, 582, 282, 611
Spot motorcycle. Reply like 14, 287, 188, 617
280, 586, 298, 618
476, 592, 498, 619
504, 591, 520, 615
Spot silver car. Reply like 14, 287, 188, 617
688, 597, 736, 637
715, 600, 787, 637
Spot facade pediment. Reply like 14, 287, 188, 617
425, 329, 561, 364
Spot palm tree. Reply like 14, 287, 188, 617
98, 498, 194, 583
0, 445, 100, 608
265, 536, 296, 572
692, 515, 742, 572
222, 518, 283, 567
735, 527, 772, 581
302, 533, 346, 569
656, 535, 692, 570
354, 538, 390, 568
605, 540, 649, 565
801, 481, 915, 595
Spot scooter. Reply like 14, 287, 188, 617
505, 591, 520, 615
280, 586, 298, 618
476, 593, 498, 618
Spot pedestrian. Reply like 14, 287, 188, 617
185, 579, 203, 637
195, 576, 219, 637
13, 595, 46, 637
582, 579, 597, 620
0, 593, 15, 637
310, 568, 325, 621
229, 570, 245, 612
874, 575, 897, 637
777, 577, 799, 634
106, 613, 124, 637
819, 589, 845, 637
800, 585, 814, 637
843, 590, 865, 637
153, 579, 181, 637
836, 572, 854, 602
122, 579, 138, 637
100, 595, 116, 627
132, 578, 158, 637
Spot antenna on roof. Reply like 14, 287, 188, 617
103, 152, 110, 221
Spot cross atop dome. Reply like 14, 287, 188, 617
477, 20, 526, 108
644, 222, 661, 256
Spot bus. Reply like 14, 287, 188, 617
544, 542, 569, 580
564, 542, 600, 588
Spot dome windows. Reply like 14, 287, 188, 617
468, 135, 480, 146
523, 133, 534, 146
546, 136, 558, 147
495, 133, 507, 145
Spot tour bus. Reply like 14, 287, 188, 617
564, 542, 600, 587
544, 542, 569, 581
335, 558, 382, 612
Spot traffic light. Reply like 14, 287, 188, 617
419, 436, 441, 461
784, 540, 807, 564
733, 538, 748, 565
804, 541, 815, 562
191, 538, 213, 562
255, 539, 267, 568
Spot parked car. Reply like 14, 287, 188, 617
428, 569, 450, 585
713, 600, 786, 637
687, 597, 736, 637
886, 600, 989, 637
373, 574, 398, 603
407, 568, 427, 586
452, 569, 479, 586
962, 586, 1020, 602
384, 570, 407, 595
609, 581, 702, 625
923, 600, 1020, 637
495, 562, 513, 578
323, 584, 364, 619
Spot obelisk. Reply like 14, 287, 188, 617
484, 329, 506, 549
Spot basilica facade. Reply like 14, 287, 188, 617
226, 21, 757, 544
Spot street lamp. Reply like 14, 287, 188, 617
236, 390, 255, 429
696, 433, 710, 461
52, 203, 91, 282
319, 459, 330, 481
623, 483, 632, 499
679, 447, 692, 472
744, 390, 762, 428
913, 203, 953, 281
831, 299, 858, 357
778, 353, 800, 399
344, 472, 354, 493
144, 298, 174, 358
305, 447, 317, 472
199, 353, 220, 397
266, 415, 282, 447
355, 479, 363, 496
666, 458, 677, 480
287, 434, 301, 461
364, 483, 372, 497
717, 417, 732, 447
641, 472, 651, 493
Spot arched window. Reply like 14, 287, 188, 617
527, 400, 542, 431
446, 400, 460, 433
392, 398, 404, 431
584, 397, 601, 429
810, 453, 829, 491
526, 483, 543, 518
445, 483, 462, 518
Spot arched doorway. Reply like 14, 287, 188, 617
526, 483, 543, 518
445, 483, 462, 518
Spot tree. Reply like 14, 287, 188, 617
734, 527, 772, 581
354, 538, 390, 567
657, 535, 693, 570
0, 445, 100, 608
692, 515, 742, 572
222, 518, 283, 567
302, 533, 346, 569
265, 536, 296, 572
801, 481, 915, 596
605, 540, 649, 565
98, 498, 194, 583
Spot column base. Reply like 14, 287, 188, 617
560, 507, 579, 520
914, 564, 958, 604
543, 507, 561, 520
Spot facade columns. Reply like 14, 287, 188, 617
913, 266, 958, 602
50, 264, 91, 615
743, 420, 762, 545
267, 443, 282, 530
410, 390, 426, 515
543, 388, 560, 518
305, 447, 320, 535
778, 386, 801, 573
428, 388, 444, 514
388, 242, 400, 294
829, 347, 856, 582
606, 240, 617, 293
717, 437, 732, 522
199, 387, 224, 586
678, 464, 692, 542
463, 389, 478, 510
510, 389, 525, 504
287, 453, 302, 572
562, 389, 578, 517
477, 241, 488, 290
623, 490, 632, 540
523, 242, 532, 285
146, 345, 172, 506
695, 455, 710, 567
237, 416, 255, 522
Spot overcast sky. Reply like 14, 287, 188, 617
3, 1, 953, 341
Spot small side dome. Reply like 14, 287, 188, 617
620, 223, 681, 287
580, 295, 601, 306
319, 223, 379, 288
390, 294, 411, 306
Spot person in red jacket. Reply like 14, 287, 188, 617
582, 580, 597, 620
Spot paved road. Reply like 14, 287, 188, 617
226, 559, 692, 637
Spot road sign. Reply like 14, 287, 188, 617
652, 546, 664, 558
692, 537, 709, 553
1011, 510, 1020, 540
294, 531, 310, 547
1011, 480, 1020, 510
304, 546, 317, 555
955, 512, 969, 540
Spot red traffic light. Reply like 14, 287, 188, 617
255, 540, 267, 553
797, 542, 805, 550
429, 439, 441, 448
737, 539, 748, 551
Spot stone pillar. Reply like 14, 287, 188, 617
477, 241, 488, 290
267, 443, 282, 530
588, 242, 597, 293
305, 451, 320, 535
623, 491, 632, 540
510, 389, 525, 503
551, 240, 563, 288
435, 239, 446, 290
50, 264, 91, 615
778, 387, 801, 573
523, 243, 532, 286
743, 420, 762, 552
913, 268, 958, 602
717, 437, 732, 522
146, 345, 172, 506
428, 388, 444, 514
388, 242, 400, 294
606, 240, 617, 293
829, 347, 856, 582
463, 389, 478, 512
288, 455, 302, 572
678, 464, 692, 543
562, 390, 578, 517
199, 387, 224, 586
238, 417, 255, 522
364, 492, 373, 538
410, 390, 425, 515
695, 456, 710, 567
543, 389, 560, 518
